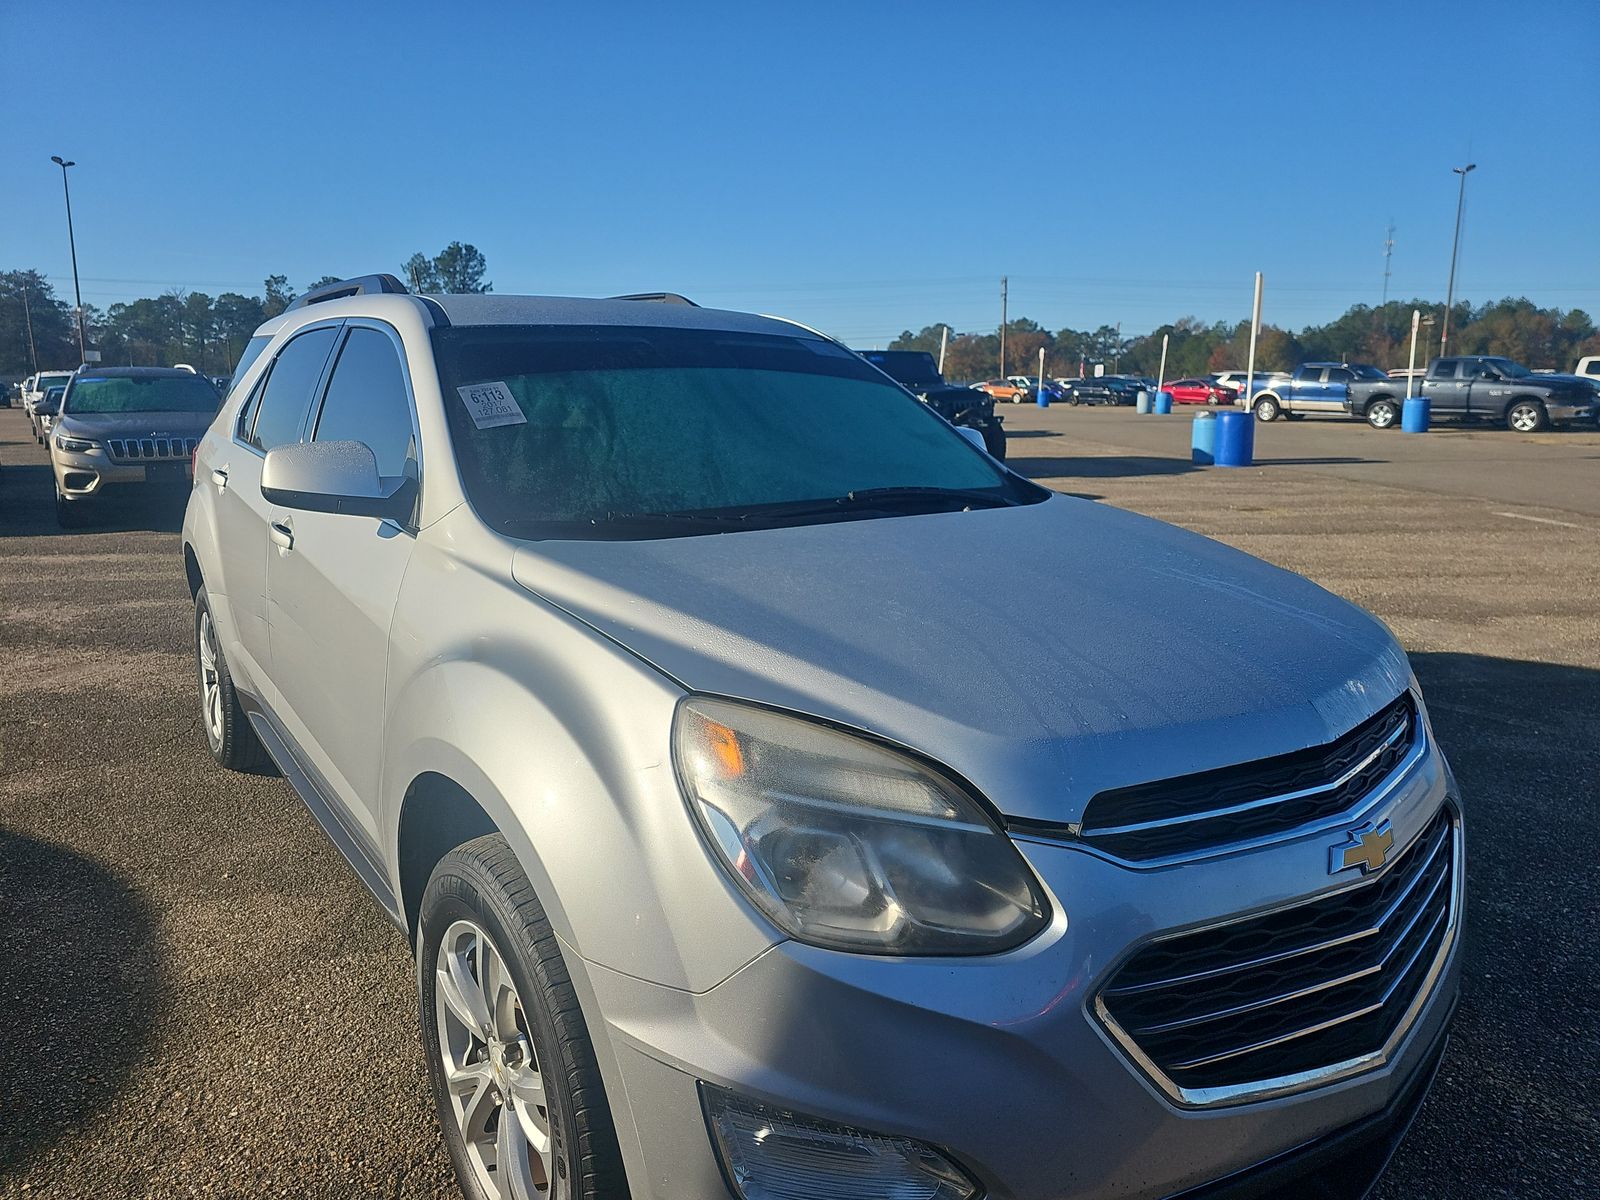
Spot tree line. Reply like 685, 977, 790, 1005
0, 242, 490, 377
891, 299, 1600, 382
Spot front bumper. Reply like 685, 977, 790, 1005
587, 741, 1461, 1199
1546, 399, 1596, 423
52, 445, 194, 499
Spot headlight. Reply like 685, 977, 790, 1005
55, 435, 97, 453
673, 697, 1049, 954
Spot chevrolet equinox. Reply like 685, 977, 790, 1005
182, 274, 1463, 1200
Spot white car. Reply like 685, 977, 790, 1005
1575, 356, 1600, 382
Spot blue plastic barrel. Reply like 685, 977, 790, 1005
1191, 412, 1217, 464
1401, 397, 1430, 433
1154, 390, 1173, 414
1135, 390, 1152, 414
1037, 383, 1050, 408
1215, 410, 1255, 467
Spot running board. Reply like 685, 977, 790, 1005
245, 708, 405, 930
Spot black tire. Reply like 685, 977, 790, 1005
193, 586, 273, 772
1506, 399, 1546, 433
1366, 399, 1398, 430
54, 486, 89, 529
419, 835, 630, 1200
981, 425, 1007, 460
1253, 395, 1281, 422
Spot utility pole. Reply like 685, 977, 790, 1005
1440, 163, 1476, 358
50, 156, 88, 363
937, 324, 948, 376
1113, 321, 1121, 373
999, 276, 1008, 378
21, 280, 39, 374
1382, 222, 1395, 306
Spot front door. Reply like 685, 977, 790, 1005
214, 324, 340, 696
267, 323, 421, 847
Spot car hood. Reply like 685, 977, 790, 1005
57, 410, 216, 437
510, 496, 1412, 824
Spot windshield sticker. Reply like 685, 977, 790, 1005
457, 381, 527, 429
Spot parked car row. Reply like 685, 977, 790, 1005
1227, 357, 1596, 431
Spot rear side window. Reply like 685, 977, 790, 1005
311, 327, 418, 479
246, 326, 339, 453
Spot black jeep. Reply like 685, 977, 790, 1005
854, 350, 1007, 459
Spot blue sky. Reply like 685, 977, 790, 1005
4, 0, 1594, 345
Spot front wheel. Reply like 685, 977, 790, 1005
1252, 396, 1281, 422
1507, 400, 1546, 432
194, 587, 273, 772
419, 835, 629, 1200
1366, 400, 1398, 429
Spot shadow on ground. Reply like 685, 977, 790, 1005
0, 463, 187, 537
1372, 652, 1600, 1199
0, 829, 163, 1176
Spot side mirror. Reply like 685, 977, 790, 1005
261, 440, 413, 521
954, 425, 989, 453
36, 396, 60, 416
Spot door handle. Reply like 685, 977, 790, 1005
211, 466, 229, 489
269, 519, 294, 551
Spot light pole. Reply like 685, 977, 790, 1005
1439, 162, 1475, 358
51, 155, 88, 363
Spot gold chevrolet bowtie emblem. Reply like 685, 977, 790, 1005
1330, 821, 1395, 875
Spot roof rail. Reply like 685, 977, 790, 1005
287, 273, 410, 311
609, 292, 699, 307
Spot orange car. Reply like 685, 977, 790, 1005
973, 378, 1033, 404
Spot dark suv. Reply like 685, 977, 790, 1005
48, 367, 221, 527
856, 350, 1007, 459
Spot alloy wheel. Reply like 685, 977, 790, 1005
435, 920, 554, 1199
1510, 403, 1541, 432
197, 609, 225, 749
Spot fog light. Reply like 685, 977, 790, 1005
702, 1084, 981, 1199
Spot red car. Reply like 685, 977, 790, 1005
1165, 377, 1238, 405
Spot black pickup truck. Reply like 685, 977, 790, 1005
1347, 355, 1597, 431
854, 350, 1007, 459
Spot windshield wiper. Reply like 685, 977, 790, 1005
839, 486, 1015, 510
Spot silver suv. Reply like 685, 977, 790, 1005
183, 275, 1463, 1200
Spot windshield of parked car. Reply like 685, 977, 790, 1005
432, 325, 1038, 538
38, 373, 73, 390
1352, 364, 1387, 380
64, 374, 221, 414
1483, 358, 1531, 378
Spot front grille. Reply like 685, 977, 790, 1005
106, 437, 197, 463
1098, 806, 1456, 1101
1079, 693, 1417, 861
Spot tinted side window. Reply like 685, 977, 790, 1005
248, 326, 339, 452
1432, 359, 1458, 380
312, 327, 417, 479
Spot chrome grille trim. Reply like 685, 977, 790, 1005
105, 437, 197, 465
1047, 692, 1425, 869
1093, 805, 1461, 1109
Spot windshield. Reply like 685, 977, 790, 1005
432, 325, 1035, 538
1352, 364, 1387, 380
64, 374, 221, 415
38, 373, 73, 390
857, 350, 943, 390
1484, 358, 1531, 378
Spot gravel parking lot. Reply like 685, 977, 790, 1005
2, 403, 1596, 1198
